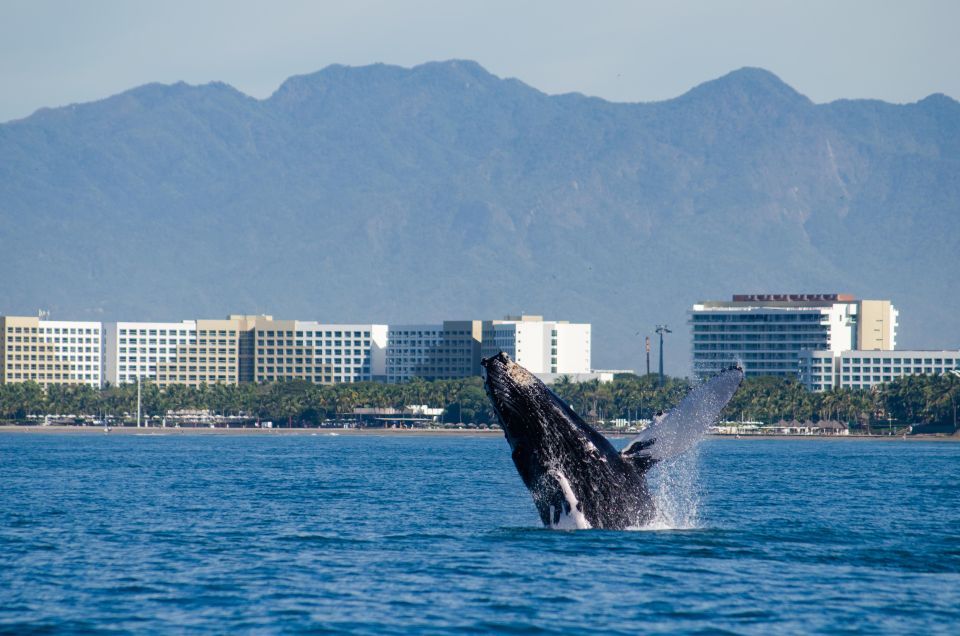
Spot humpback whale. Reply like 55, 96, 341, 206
482, 352, 743, 530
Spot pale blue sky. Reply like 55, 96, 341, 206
2, 0, 958, 122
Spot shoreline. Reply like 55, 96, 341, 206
0, 425, 502, 437
0, 425, 957, 441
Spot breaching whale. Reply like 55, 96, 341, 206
482, 352, 743, 530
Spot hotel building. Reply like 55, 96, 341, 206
690, 294, 898, 378
385, 321, 483, 382
3, 312, 592, 388
251, 318, 387, 384
799, 350, 960, 391
104, 317, 259, 387
481, 315, 591, 375
0, 316, 102, 387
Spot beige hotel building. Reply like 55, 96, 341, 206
103, 315, 388, 387
0, 316, 103, 388
3, 313, 591, 388
251, 318, 388, 384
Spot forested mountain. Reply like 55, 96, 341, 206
1, 60, 957, 372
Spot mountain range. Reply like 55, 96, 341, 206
1, 60, 958, 373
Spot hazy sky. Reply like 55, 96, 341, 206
2, 0, 958, 123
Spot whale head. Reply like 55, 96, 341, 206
481, 351, 560, 445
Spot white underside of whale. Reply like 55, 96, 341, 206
548, 470, 593, 530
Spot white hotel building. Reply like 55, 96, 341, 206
800, 350, 960, 391
106, 321, 195, 386
481, 316, 591, 376
690, 294, 897, 378
106, 317, 389, 386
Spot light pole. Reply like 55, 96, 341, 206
635, 332, 651, 376
655, 325, 671, 387
136, 375, 141, 428
645, 336, 651, 376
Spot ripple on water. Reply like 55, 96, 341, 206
0, 435, 958, 633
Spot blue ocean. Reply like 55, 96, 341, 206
1, 433, 958, 634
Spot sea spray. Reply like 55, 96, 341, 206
638, 447, 702, 530
623, 372, 736, 530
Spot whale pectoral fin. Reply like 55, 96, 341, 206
511, 446, 583, 528
622, 366, 744, 462
530, 474, 568, 527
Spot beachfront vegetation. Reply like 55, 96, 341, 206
0, 373, 957, 431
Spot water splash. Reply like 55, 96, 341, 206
618, 367, 741, 531
640, 448, 702, 530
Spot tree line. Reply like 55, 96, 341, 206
556, 372, 959, 431
0, 372, 957, 431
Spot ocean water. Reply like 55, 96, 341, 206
1, 434, 958, 634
